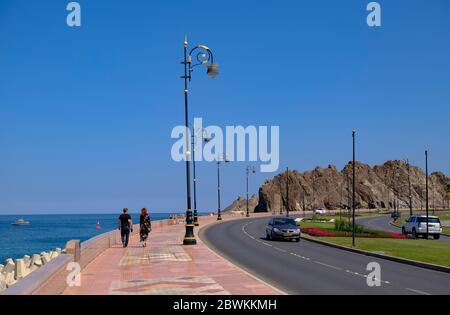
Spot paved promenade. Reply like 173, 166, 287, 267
63, 214, 282, 295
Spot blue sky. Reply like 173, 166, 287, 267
0, 0, 449, 214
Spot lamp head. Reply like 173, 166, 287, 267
207, 64, 219, 78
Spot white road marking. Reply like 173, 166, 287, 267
405, 288, 432, 295
241, 219, 392, 286
314, 261, 342, 270
345, 270, 390, 284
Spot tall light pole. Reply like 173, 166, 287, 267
278, 179, 283, 215
352, 130, 356, 247
347, 175, 351, 222
216, 154, 229, 221
425, 150, 429, 239
246, 165, 256, 217
181, 37, 219, 245
286, 167, 290, 217
191, 128, 211, 227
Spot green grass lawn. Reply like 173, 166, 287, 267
436, 213, 450, 221
311, 237, 450, 268
299, 219, 395, 238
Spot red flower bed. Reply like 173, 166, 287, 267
301, 228, 337, 237
301, 228, 412, 239
390, 233, 411, 239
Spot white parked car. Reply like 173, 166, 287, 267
314, 208, 327, 215
402, 215, 442, 239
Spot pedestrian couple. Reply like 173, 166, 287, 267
118, 208, 152, 248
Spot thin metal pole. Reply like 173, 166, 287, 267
246, 168, 250, 217
192, 128, 199, 226
279, 180, 283, 215
286, 167, 289, 217
352, 131, 356, 247
302, 185, 306, 217
347, 176, 351, 222
425, 150, 429, 239
182, 38, 196, 245
217, 160, 222, 221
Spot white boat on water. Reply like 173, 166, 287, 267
11, 219, 31, 226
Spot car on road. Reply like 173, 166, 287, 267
402, 215, 442, 239
266, 217, 301, 242
314, 208, 327, 215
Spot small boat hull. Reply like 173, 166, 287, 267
11, 219, 31, 226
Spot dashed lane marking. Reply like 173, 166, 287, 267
242, 220, 392, 286
273, 247, 287, 253
345, 270, 390, 284
314, 261, 342, 270
405, 288, 431, 295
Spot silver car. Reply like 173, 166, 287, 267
402, 215, 442, 239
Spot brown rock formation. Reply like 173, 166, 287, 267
254, 160, 449, 212
223, 195, 259, 214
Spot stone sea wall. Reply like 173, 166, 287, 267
0, 248, 62, 293
1, 214, 190, 295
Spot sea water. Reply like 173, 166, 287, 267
0, 212, 189, 263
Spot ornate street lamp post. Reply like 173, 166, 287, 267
191, 128, 211, 227
181, 37, 219, 245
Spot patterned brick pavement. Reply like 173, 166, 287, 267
63, 215, 282, 295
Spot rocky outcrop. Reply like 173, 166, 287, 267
255, 160, 449, 212
223, 195, 259, 214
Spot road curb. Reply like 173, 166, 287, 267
389, 220, 402, 229
300, 235, 450, 274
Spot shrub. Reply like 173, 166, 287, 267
334, 220, 365, 234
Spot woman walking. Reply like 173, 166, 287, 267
140, 208, 152, 247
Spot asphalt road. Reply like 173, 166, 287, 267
201, 217, 450, 295
358, 215, 450, 242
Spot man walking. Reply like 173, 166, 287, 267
118, 208, 133, 247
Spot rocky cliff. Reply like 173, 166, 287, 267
253, 160, 449, 212
223, 195, 259, 214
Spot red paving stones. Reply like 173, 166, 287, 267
63, 215, 283, 295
